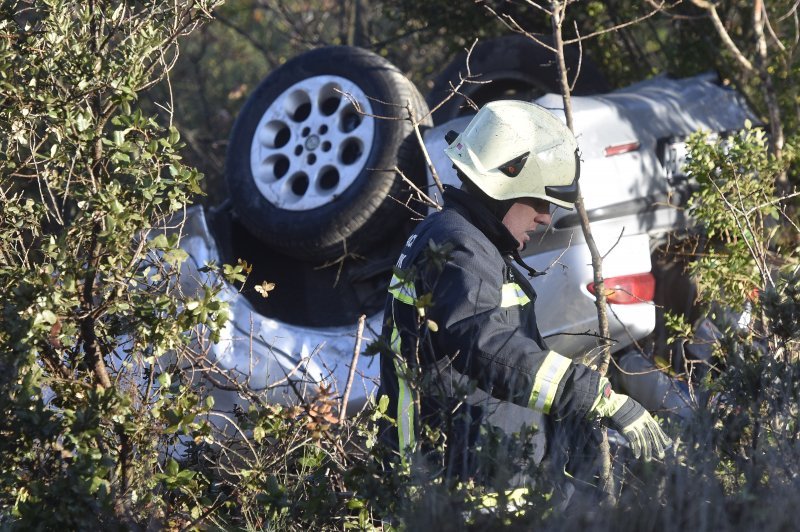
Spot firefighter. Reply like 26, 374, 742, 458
377, 100, 671, 482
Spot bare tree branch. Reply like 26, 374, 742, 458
339, 314, 366, 423
691, 0, 755, 72
395, 166, 442, 211
483, 4, 557, 52
562, 1, 671, 44
763, 3, 788, 52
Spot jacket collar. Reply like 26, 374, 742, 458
443, 186, 519, 254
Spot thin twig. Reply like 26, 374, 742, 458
426, 39, 485, 118
339, 314, 366, 423
744, 190, 800, 216
708, 176, 773, 288
212, 10, 279, 67
484, 4, 557, 52
396, 166, 441, 211
570, 21, 583, 93
406, 103, 444, 194
731, 172, 774, 288
562, 1, 670, 45
778, 0, 800, 22
535, 228, 573, 274
763, 3, 788, 52
601, 227, 626, 260
543, 329, 617, 343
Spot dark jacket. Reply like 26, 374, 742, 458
377, 186, 600, 479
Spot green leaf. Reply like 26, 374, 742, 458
378, 394, 389, 414
35, 309, 58, 326
166, 458, 179, 477
346, 498, 365, 510
75, 113, 91, 132
158, 372, 171, 388
149, 233, 169, 248
111, 151, 130, 163
298, 455, 321, 468
162, 247, 188, 266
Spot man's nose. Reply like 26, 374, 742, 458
534, 213, 552, 226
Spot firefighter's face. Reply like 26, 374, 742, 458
502, 198, 553, 250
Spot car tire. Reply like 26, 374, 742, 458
426, 34, 611, 125
226, 46, 431, 261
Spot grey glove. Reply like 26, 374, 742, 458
590, 377, 673, 461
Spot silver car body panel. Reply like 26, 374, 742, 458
176, 207, 382, 412
176, 73, 754, 407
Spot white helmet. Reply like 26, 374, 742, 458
444, 100, 579, 210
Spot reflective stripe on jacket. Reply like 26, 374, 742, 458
377, 187, 600, 474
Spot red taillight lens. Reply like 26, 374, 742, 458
587, 272, 655, 305
604, 141, 640, 157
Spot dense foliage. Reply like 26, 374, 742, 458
0, 1, 226, 527
1, 0, 798, 530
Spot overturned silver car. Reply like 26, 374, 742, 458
172, 41, 755, 417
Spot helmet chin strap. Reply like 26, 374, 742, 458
454, 167, 544, 278
511, 248, 545, 278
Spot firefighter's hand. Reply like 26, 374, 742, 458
590, 378, 672, 461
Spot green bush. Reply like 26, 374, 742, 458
0, 1, 224, 527
2, 1, 799, 529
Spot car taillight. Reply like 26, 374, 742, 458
604, 141, 640, 157
587, 272, 655, 304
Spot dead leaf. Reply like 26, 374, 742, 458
237, 258, 253, 274
255, 281, 276, 298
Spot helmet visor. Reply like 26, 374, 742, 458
544, 151, 580, 204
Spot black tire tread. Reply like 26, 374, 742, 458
426, 34, 610, 125
226, 46, 432, 262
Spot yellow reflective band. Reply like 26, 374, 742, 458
392, 327, 415, 458
528, 351, 572, 414
390, 327, 401, 353
388, 273, 417, 305
500, 282, 531, 308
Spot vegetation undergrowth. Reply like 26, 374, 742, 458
1, 1, 799, 530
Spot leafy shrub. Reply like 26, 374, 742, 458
2, 2, 799, 529
0, 1, 224, 527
